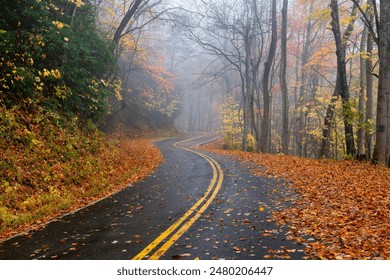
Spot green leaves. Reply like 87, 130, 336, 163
0, 0, 124, 238
0, 0, 116, 122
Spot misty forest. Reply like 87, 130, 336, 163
0, 0, 389, 260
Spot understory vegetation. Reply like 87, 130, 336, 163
0, 1, 166, 237
0, 102, 163, 238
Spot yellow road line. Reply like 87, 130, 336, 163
172, 134, 206, 147
149, 153, 224, 260
132, 135, 224, 260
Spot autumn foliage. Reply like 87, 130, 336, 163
0, 108, 163, 240
203, 140, 390, 259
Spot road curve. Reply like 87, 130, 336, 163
0, 133, 306, 260
134, 135, 224, 259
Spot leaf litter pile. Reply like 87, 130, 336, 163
202, 140, 390, 259
0, 133, 163, 241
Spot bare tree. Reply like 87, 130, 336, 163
113, 0, 144, 47
320, 0, 358, 158
173, 0, 269, 151
259, 0, 277, 153
357, 21, 368, 160
112, 0, 164, 48
280, 0, 289, 154
295, 1, 315, 157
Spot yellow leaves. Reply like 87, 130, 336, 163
0, 109, 163, 240
10, 69, 17, 75
339, 15, 358, 26
35, 34, 45, 47
52, 21, 64, 29
53, 85, 71, 100
26, 57, 34, 66
308, 7, 331, 23
305, 45, 334, 70
221, 96, 242, 150
42, 69, 50, 77
32, 68, 61, 92
120, 36, 137, 53
101, 79, 123, 101
41, 68, 61, 79
259, 206, 265, 212
34, 77, 44, 91
68, 0, 84, 7
51, 69, 61, 79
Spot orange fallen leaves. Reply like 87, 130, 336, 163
100, 137, 163, 190
0, 135, 163, 241
203, 141, 390, 260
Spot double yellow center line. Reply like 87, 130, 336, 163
132, 135, 224, 260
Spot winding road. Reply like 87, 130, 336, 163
0, 133, 305, 260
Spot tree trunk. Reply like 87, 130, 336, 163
365, 12, 374, 158
260, 0, 277, 153
328, 0, 356, 157
292, 39, 300, 155
321, 0, 359, 158
357, 23, 368, 160
373, 0, 390, 164
243, 22, 252, 151
280, 0, 289, 154
112, 0, 144, 48
296, 2, 314, 157
320, 91, 338, 158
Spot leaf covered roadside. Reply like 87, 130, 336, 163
202, 140, 390, 259
0, 107, 163, 241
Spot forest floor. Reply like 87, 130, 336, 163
0, 131, 165, 242
201, 139, 390, 260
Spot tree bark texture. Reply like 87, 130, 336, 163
296, 2, 314, 157
326, 0, 356, 157
365, 11, 374, 158
357, 23, 368, 160
113, 0, 144, 48
280, 0, 289, 154
373, 0, 390, 165
260, 0, 277, 153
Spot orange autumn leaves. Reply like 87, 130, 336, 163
101, 136, 163, 190
203, 141, 390, 259
0, 135, 163, 241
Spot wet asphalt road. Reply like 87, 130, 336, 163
0, 134, 306, 260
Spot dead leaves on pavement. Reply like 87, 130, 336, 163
202, 141, 390, 259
